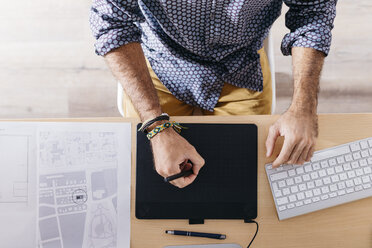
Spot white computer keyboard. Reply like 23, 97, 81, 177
265, 137, 372, 220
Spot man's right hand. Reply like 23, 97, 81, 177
150, 127, 205, 188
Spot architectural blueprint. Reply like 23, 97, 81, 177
37, 123, 131, 248
0, 123, 37, 248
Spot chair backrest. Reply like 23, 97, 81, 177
264, 31, 276, 114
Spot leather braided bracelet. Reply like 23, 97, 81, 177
138, 113, 170, 133
146, 121, 186, 140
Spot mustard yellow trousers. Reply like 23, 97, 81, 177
122, 48, 272, 117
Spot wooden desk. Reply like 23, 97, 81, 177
15, 114, 372, 247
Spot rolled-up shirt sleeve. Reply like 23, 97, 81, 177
281, 0, 337, 56
90, 0, 144, 56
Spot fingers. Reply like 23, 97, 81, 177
272, 137, 296, 168
266, 125, 280, 157
298, 145, 312, 164
287, 142, 306, 165
306, 146, 315, 162
187, 148, 205, 175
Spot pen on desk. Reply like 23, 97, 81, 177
165, 230, 226, 240
164, 170, 193, 183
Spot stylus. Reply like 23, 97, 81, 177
164, 170, 193, 183
165, 230, 226, 240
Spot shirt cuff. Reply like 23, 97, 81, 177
281, 24, 332, 56
94, 28, 142, 56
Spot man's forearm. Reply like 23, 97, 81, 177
104, 42, 161, 121
290, 47, 325, 115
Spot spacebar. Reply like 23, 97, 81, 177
311, 145, 351, 162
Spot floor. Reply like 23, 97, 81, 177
0, 0, 371, 119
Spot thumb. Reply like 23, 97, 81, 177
266, 125, 279, 157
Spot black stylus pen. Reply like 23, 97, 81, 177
164, 170, 193, 183
165, 230, 226, 240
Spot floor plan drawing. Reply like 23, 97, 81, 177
37, 123, 131, 248
0, 134, 30, 203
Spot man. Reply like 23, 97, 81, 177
90, 0, 337, 188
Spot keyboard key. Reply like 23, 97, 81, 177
283, 188, 290, 195
287, 203, 295, 209
353, 152, 361, 160
345, 180, 354, 188
286, 178, 294, 186
277, 197, 288, 205
319, 169, 327, 177
335, 166, 343, 173
296, 167, 305, 174
294, 176, 302, 184
321, 186, 329, 194
297, 192, 305, 200
304, 165, 312, 173
368, 139, 372, 147
330, 184, 338, 192
323, 177, 331, 185
321, 194, 329, 200
307, 181, 315, 189
288, 169, 296, 177
312, 163, 320, 170
329, 192, 337, 198
343, 163, 351, 171
354, 178, 362, 185
331, 175, 340, 183
363, 183, 371, 189
289, 195, 297, 202
290, 185, 299, 193
347, 171, 356, 178
312, 197, 320, 202
315, 179, 323, 187
361, 150, 369, 158
271, 171, 288, 181
321, 161, 329, 168
336, 156, 345, 164
295, 201, 303, 207
360, 140, 369, 149
327, 168, 335, 175
355, 185, 363, 191
356, 169, 364, 177
305, 190, 313, 198
313, 188, 321, 196
303, 174, 311, 181
304, 199, 312, 204
345, 154, 353, 162
337, 190, 346, 196
272, 182, 279, 191
359, 159, 368, 167
367, 158, 372, 165
339, 173, 347, 181
337, 182, 346, 190
299, 183, 307, 191
310, 172, 319, 180
274, 190, 282, 197
275, 166, 283, 171
351, 162, 359, 169
278, 206, 286, 211
362, 176, 370, 183
363, 166, 371, 174
278, 180, 286, 188
350, 143, 361, 152
346, 188, 354, 194
329, 158, 337, 166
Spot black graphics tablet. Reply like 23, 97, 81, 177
136, 123, 257, 221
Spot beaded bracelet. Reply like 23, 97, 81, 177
138, 113, 170, 133
146, 121, 186, 140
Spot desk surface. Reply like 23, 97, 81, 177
12, 114, 372, 248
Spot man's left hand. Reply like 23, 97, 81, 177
265, 109, 318, 168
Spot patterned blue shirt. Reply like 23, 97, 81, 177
90, 0, 337, 111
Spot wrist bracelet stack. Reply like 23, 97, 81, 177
146, 121, 185, 140
138, 113, 170, 134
